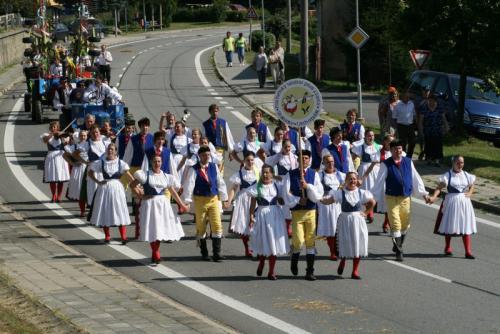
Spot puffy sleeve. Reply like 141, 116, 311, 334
165, 174, 179, 188
360, 189, 374, 204
246, 184, 258, 198
133, 170, 147, 184
216, 167, 228, 201
372, 162, 388, 204
225, 122, 235, 152
89, 160, 101, 173
438, 172, 449, 185
182, 167, 196, 204
40, 133, 50, 143
282, 173, 299, 208
120, 160, 130, 172
305, 172, 324, 203
351, 142, 363, 157
229, 171, 241, 186
264, 153, 280, 167
465, 171, 476, 186
331, 189, 343, 203
411, 161, 428, 197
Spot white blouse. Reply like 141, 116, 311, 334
229, 167, 259, 187
247, 182, 281, 201
438, 170, 475, 192
330, 188, 373, 208
90, 158, 130, 175
134, 170, 178, 192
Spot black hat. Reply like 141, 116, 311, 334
301, 150, 312, 157
125, 117, 135, 126
198, 146, 211, 154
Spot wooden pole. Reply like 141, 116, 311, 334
297, 127, 305, 198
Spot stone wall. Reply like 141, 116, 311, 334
0, 30, 27, 69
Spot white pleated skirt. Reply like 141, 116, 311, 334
316, 202, 342, 237
230, 190, 252, 235
138, 195, 185, 242
438, 193, 477, 235
67, 164, 85, 200
43, 150, 70, 183
90, 179, 131, 227
337, 212, 368, 258
250, 205, 290, 256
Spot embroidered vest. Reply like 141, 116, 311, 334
327, 143, 349, 173
289, 168, 316, 210
383, 157, 413, 197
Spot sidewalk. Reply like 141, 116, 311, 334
0, 199, 234, 334
212, 47, 500, 215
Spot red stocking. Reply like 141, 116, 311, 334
383, 213, 390, 232
78, 200, 86, 217
118, 225, 127, 241
326, 237, 337, 260
103, 226, 111, 241
241, 235, 252, 257
445, 235, 452, 255
256, 255, 265, 276
285, 219, 292, 238
150, 241, 161, 262
56, 182, 64, 201
462, 235, 474, 258
268, 255, 277, 280
352, 257, 361, 279
49, 182, 57, 201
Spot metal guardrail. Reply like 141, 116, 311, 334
0, 13, 23, 29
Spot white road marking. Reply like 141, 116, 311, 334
122, 67, 126, 71
224, 106, 234, 110
127, 61, 131, 65
384, 260, 452, 283
232, 111, 251, 124
132, 56, 136, 59
115, 83, 120, 87
5, 99, 311, 334
118, 74, 123, 78
214, 97, 223, 100
194, 44, 219, 88
207, 88, 215, 92
219, 101, 228, 105
210, 92, 218, 96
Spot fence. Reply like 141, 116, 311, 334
0, 13, 22, 29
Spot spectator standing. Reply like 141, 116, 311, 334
254, 46, 268, 88
419, 95, 448, 166
268, 50, 280, 88
415, 87, 431, 160
378, 86, 399, 135
274, 41, 285, 84
223, 31, 236, 67
393, 92, 417, 158
97, 45, 113, 83
235, 33, 247, 66
49, 58, 63, 77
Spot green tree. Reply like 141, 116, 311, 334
396, 0, 500, 135
211, 0, 228, 23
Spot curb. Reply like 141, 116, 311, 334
0, 196, 237, 333
0, 69, 25, 98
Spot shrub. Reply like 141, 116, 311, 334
225, 10, 245, 22
210, 0, 229, 23
250, 30, 276, 52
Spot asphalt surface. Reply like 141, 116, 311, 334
0, 27, 499, 333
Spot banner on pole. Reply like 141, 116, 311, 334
273, 79, 323, 128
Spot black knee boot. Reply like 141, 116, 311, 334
393, 237, 404, 262
305, 254, 316, 281
290, 252, 300, 276
212, 237, 224, 262
199, 238, 210, 261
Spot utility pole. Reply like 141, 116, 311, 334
261, 0, 265, 49
355, 0, 363, 119
159, 3, 162, 30
151, 4, 154, 31
114, 8, 118, 37
286, 0, 291, 53
249, 0, 252, 51
300, 0, 308, 78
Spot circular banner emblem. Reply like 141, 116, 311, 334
273, 79, 323, 128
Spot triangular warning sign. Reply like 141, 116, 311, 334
409, 49, 431, 69
247, 7, 258, 19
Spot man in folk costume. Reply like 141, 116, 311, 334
372, 140, 430, 261
340, 108, 365, 170
202, 104, 235, 174
116, 118, 136, 160
245, 109, 273, 144
184, 146, 229, 262
123, 117, 154, 238
279, 121, 312, 153
322, 127, 355, 174
283, 150, 324, 280
305, 119, 330, 171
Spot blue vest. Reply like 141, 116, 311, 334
287, 128, 304, 151
88, 139, 105, 162
246, 122, 268, 143
447, 170, 470, 194
239, 169, 256, 189
320, 171, 342, 192
268, 140, 280, 156
143, 172, 165, 196
47, 140, 64, 151
307, 134, 330, 170
117, 133, 129, 159
341, 122, 362, 143
145, 146, 171, 174
289, 168, 317, 210
256, 183, 279, 206
203, 118, 227, 149
341, 189, 362, 212
383, 157, 413, 197
101, 159, 122, 180
326, 143, 349, 173
361, 144, 373, 163
193, 162, 218, 197
130, 133, 154, 167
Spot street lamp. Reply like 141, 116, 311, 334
261, 0, 265, 49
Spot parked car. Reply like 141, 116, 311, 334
408, 70, 500, 143
229, 4, 247, 12
51, 23, 70, 42
69, 18, 107, 38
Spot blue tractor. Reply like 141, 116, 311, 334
71, 103, 126, 133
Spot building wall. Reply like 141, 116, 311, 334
0, 30, 26, 69
318, 0, 352, 81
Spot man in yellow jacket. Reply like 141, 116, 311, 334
223, 31, 236, 67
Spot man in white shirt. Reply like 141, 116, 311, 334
49, 58, 63, 77
84, 75, 122, 105
97, 44, 113, 83
392, 92, 417, 158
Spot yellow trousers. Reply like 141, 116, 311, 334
291, 210, 316, 252
194, 195, 222, 238
386, 195, 411, 236
122, 166, 140, 190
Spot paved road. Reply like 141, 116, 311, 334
1, 27, 500, 333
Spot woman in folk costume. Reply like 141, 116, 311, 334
428, 155, 477, 259
317, 154, 345, 261
226, 151, 260, 257
351, 128, 381, 224
321, 172, 375, 279
248, 164, 290, 280
88, 143, 134, 244
231, 126, 264, 169
130, 155, 187, 264
73, 124, 111, 206
169, 121, 192, 178
264, 139, 298, 237
178, 130, 221, 181
63, 130, 88, 216
41, 121, 70, 203
259, 126, 295, 160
